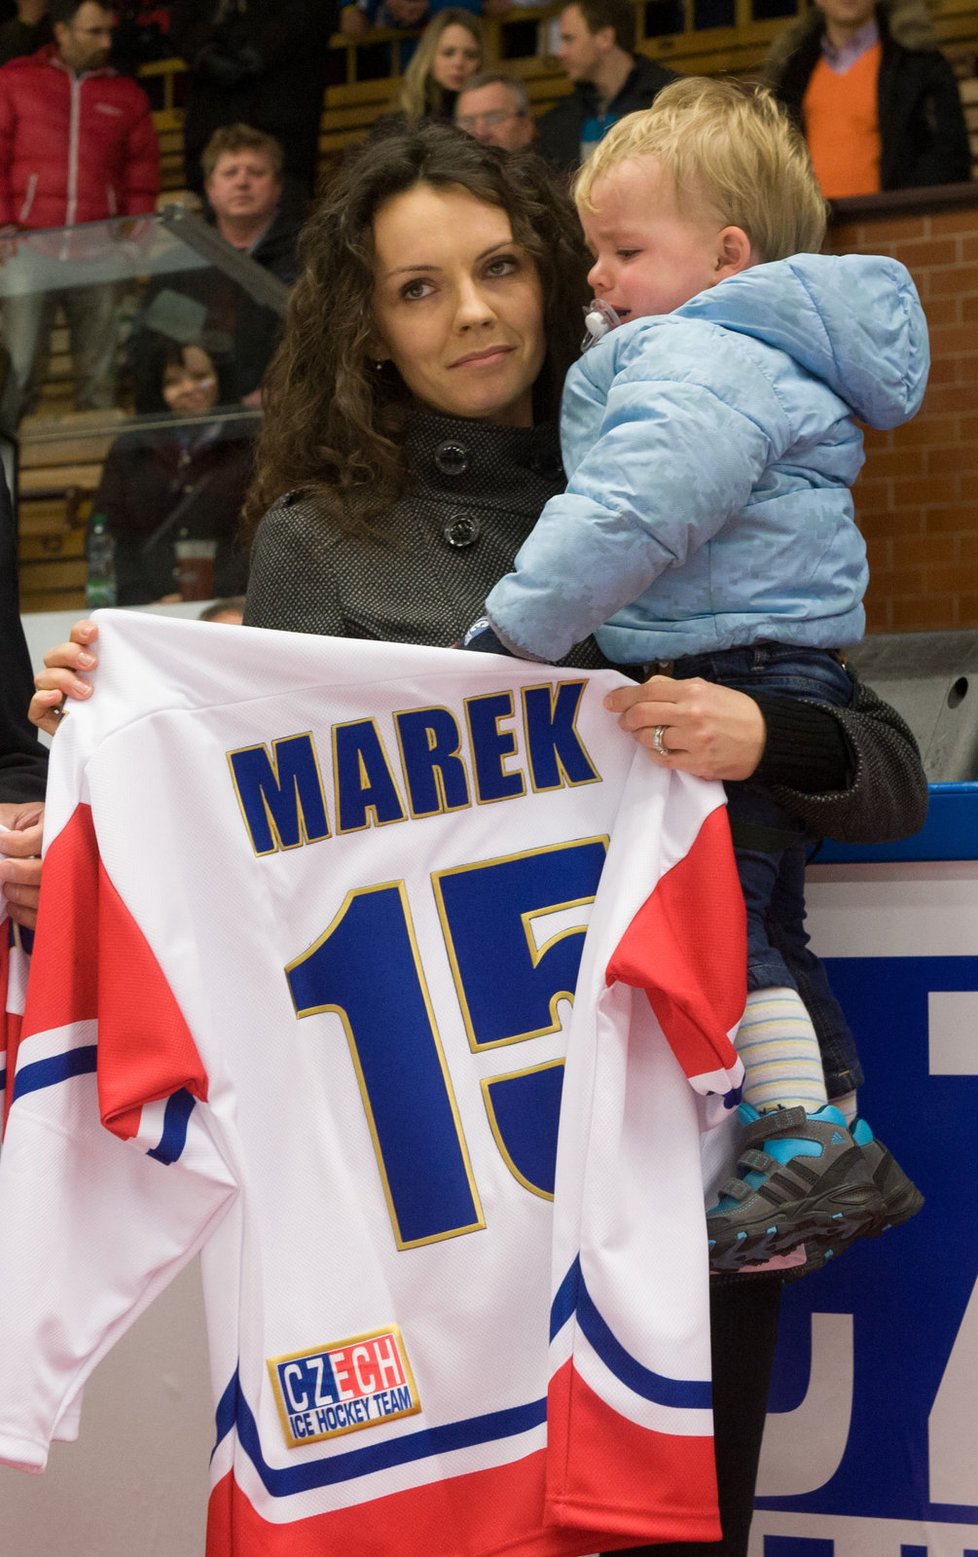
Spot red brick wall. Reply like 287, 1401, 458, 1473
827, 186, 978, 633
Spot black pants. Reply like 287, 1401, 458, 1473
605, 1277, 782, 1557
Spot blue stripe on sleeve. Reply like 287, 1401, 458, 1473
12, 1045, 98, 1102
147, 1088, 196, 1165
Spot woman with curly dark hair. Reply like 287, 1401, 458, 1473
242, 122, 605, 658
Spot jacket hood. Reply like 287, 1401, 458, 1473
765, 0, 939, 77
675, 252, 929, 429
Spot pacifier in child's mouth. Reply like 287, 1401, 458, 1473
581, 298, 622, 350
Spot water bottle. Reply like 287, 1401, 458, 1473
85, 513, 117, 608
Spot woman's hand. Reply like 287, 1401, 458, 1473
0, 802, 44, 930
29, 618, 99, 736
605, 674, 766, 782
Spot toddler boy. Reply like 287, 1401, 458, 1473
463, 77, 928, 1270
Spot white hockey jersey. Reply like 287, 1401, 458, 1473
0, 613, 746, 1557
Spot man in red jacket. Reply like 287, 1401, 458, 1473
0, 0, 159, 422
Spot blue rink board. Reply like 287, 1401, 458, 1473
755, 782, 978, 1537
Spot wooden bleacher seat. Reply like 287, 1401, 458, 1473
16, 408, 124, 613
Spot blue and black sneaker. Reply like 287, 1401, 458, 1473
779, 1118, 925, 1280
707, 1103, 884, 1273
852, 1117, 924, 1234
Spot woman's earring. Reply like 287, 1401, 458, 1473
369, 359, 387, 372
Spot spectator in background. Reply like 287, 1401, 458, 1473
202, 122, 299, 282
536, 0, 675, 171
455, 69, 535, 148
0, 0, 159, 422
95, 336, 252, 605
766, 0, 971, 197
0, 0, 51, 67
389, 8, 483, 125
198, 122, 297, 403
168, 0, 335, 203
129, 124, 296, 412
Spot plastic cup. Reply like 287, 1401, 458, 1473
174, 537, 217, 601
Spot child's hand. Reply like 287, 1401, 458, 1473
605, 675, 767, 782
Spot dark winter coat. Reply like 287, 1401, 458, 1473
535, 54, 676, 173
190, 204, 299, 397
245, 412, 608, 667
765, 0, 971, 192
95, 419, 254, 605
241, 202, 301, 286
756, 678, 928, 843
127, 205, 298, 412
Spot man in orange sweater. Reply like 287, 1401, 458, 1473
765, 0, 970, 198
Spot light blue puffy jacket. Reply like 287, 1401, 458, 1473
485, 253, 929, 665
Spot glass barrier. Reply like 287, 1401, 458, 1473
1, 209, 280, 612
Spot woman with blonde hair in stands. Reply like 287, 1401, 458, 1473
393, 8, 484, 125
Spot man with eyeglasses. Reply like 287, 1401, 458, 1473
0, 0, 159, 421
455, 71, 535, 151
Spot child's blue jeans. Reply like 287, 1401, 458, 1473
667, 643, 863, 1100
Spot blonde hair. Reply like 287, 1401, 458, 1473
396, 9, 484, 125
575, 76, 827, 262
201, 123, 284, 181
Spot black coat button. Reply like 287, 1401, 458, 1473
434, 440, 470, 476
443, 513, 480, 548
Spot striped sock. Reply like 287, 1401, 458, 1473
832, 1089, 858, 1124
736, 986, 829, 1114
